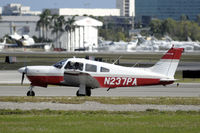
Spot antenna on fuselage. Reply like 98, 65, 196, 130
113, 56, 122, 65
132, 61, 141, 67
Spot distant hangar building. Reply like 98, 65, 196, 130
59, 16, 103, 51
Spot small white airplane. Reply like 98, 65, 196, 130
8, 32, 51, 49
0, 38, 6, 50
18, 47, 184, 96
0, 38, 18, 49
8, 32, 35, 47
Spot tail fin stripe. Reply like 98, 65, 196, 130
162, 48, 184, 60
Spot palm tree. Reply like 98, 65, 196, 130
65, 16, 76, 51
50, 15, 66, 48
36, 9, 51, 41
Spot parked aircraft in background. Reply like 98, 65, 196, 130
98, 35, 200, 52
98, 39, 138, 52
9, 32, 35, 47
0, 38, 6, 50
137, 35, 200, 52
8, 31, 51, 50
18, 47, 184, 96
0, 38, 18, 50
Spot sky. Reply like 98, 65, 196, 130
0, 0, 116, 11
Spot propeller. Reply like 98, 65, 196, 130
21, 66, 28, 85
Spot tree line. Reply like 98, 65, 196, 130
36, 9, 76, 49
149, 16, 200, 41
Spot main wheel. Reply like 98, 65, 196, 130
27, 91, 35, 96
76, 90, 85, 96
86, 88, 91, 96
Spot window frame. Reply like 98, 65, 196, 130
85, 63, 97, 72
64, 61, 84, 71
100, 67, 110, 73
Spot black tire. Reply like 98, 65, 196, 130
27, 91, 35, 96
76, 90, 80, 96
86, 88, 91, 96
76, 90, 86, 96
76, 89, 91, 96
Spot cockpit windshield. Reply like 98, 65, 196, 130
53, 59, 67, 69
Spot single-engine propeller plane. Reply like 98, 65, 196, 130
18, 47, 184, 96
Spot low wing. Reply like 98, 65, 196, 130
29, 43, 49, 46
4, 43, 18, 47
62, 70, 100, 89
21, 43, 49, 47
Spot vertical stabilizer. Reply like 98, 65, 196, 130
150, 47, 184, 78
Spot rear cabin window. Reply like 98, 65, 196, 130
85, 64, 97, 72
65, 61, 83, 71
100, 67, 110, 72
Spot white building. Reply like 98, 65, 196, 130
2, 3, 41, 16
49, 8, 120, 17
116, 0, 135, 17
58, 16, 103, 51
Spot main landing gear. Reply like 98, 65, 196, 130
27, 86, 35, 96
76, 87, 91, 96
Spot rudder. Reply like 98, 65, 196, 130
150, 47, 184, 78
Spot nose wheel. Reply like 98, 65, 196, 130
27, 86, 35, 96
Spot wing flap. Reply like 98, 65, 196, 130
62, 70, 100, 88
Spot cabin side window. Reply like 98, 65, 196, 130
65, 61, 83, 71
100, 67, 110, 72
85, 64, 97, 72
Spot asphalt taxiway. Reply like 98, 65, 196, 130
0, 70, 199, 97
0, 83, 199, 97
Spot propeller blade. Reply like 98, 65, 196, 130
21, 66, 28, 85
21, 72, 25, 85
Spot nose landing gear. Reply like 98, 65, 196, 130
27, 86, 35, 96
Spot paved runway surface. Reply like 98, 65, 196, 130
0, 83, 199, 97
0, 71, 30, 84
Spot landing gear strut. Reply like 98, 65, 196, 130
76, 88, 91, 96
27, 86, 35, 96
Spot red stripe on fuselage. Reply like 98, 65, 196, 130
27, 75, 173, 88
94, 77, 162, 88
27, 76, 64, 87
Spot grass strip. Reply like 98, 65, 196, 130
0, 109, 200, 133
0, 96, 200, 105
